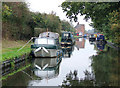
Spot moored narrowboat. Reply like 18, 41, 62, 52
96, 34, 107, 44
89, 34, 96, 42
61, 32, 75, 46
31, 32, 62, 58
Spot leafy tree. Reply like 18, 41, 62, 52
42, 13, 62, 33
32, 12, 62, 34
2, 2, 34, 40
2, 2, 75, 40
2, 4, 12, 20
61, 2, 120, 44
61, 20, 75, 32
108, 9, 120, 45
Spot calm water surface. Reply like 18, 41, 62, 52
2, 38, 120, 86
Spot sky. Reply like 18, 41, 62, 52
25, 0, 93, 30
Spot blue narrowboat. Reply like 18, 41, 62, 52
96, 34, 106, 44
83, 34, 87, 38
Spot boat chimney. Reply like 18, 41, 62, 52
47, 28, 49, 37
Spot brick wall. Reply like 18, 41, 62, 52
75, 24, 85, 36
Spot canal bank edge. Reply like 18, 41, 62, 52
1, 53, 31, 69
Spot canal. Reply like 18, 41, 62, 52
2, 38, 120, 87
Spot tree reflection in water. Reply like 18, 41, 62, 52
62, 45, 120, 87
62, 70, 95, 87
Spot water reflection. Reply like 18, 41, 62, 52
2, 39, 96, 87
3, 39, 119, 87
91, 45, 120, 86
61, 45, 120, 87
2, 59, 27, 76
96, 42, 106, 51
32, 57, 62, 80
61, 46, 74, 58
28, 39, 93, 86
2, 59, 32, 86
89, 40, 96, 45
75, 38, 85, 50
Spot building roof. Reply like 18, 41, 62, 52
74, 23, 84, 29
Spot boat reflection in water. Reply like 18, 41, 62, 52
89, 40, 96, 45
75, 38, 85, 50
32, 57, 62, 80
61, 46, 74, 58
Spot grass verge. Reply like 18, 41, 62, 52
74, 36, 80, 38
59, 37, 61, 42
1, 39, 32, 61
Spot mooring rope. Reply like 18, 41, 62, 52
21, 70, 34, 79
17, 37, 35, 52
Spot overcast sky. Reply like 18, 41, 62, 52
25, 0, 93, 30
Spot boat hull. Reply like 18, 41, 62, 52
33, 49, 61, 58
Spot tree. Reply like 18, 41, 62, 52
61, 2, 120, 44
2, 2, 34, 40
61, 20, 75, 32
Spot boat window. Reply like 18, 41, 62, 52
35, 38, 55, 45
64, 33, 69, 37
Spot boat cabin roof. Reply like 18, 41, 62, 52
62, 32, 72, 34
62, 32, 73, 38
39, 32, 59, 39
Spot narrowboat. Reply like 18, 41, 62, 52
83, 34, 87, 38
89, 34, 96, 42
31, 32, 62, 57
61, 32, 75, 46
96, 34, 107, 44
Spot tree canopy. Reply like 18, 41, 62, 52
2, 2, 74, 40
61, 20, 75, 32
61, 2, 120, 45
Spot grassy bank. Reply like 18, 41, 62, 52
1, 37, 63, 61
74, 35, 80, 38
59, 37, 61, 42
1, 39, 32, 61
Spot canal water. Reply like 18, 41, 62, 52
2, 38, 120, 87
